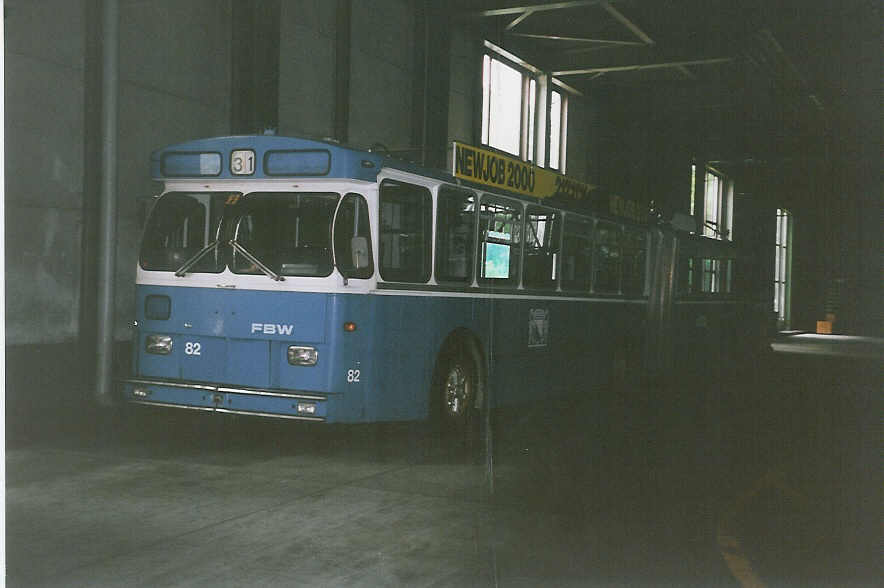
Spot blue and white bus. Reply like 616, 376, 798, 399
121, 134, 759, 439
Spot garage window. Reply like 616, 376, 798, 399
702, 169, 733, 240
481, 42, 570, 170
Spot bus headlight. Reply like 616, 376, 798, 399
287, 346, 318, 366
296, 402, 317, 415
145, 334, 173, 355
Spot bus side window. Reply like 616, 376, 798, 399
435, 186, 476, 283
677, 255, 695, 295
621, 227, 647, 296
379, 180, 432, 283
524, 206, 560, 289
478, 197, 522, 285
593, 222, 622, 294
561, 215, 593, 292
334, 193, 374, 279
725, 258, 735, 293
701, 258, 721, 293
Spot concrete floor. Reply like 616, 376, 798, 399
6, 338, 880, 587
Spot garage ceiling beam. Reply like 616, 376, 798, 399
600, 1, 653, 45
553, 57, 734, 76
507, 33, 644, 46
505, 9, 535, 31
468, 0, 615, 18
599, 1, 694, 79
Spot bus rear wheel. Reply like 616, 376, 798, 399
433, 346, 479, 451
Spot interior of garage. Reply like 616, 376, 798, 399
4, 1, 880, 585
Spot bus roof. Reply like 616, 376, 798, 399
150, 135, 391, 182
150, 134, 540, 200
150, 134, 649, 225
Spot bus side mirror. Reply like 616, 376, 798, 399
351, 236, 369, 269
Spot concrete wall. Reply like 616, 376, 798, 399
347, 0, 415, 151
277, 0, 336, 140
277, 0, 416, 152
4, 0, 232, 347
564, 94, 595, 184
116, 0, 232, 338
5, 0, 87, 344
446, 24, 477, 148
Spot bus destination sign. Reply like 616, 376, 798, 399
451, 142, 595, 201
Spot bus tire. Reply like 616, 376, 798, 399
432, 343, 479, 452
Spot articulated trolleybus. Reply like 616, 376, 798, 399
123, 134, 749, 438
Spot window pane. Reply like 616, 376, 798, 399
562, 216, 593, 291
436, 187, 476, 283
481, 55, 491, 144
527, 79, 537, 162
140, 192, 229, 273
725, 259, 734, 293
524, 206, 560, 289
486, 58, 522, 156
379, 181, 432, 282
699, 258, 723, 293
704, 171, 719, 238
593, 222, 621, 293
231, 193, 338, 277
621, 227, 647, 296
334, 193, 373, 279
478, 197, 521, 284
549, 90, 562, 169
679, 256, 695, 294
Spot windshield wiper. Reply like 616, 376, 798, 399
174, 240, 220, 277
228, 240, 284, 281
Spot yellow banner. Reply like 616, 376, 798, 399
451, 142, 595, 201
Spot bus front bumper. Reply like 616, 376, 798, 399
120, 378, 328, 421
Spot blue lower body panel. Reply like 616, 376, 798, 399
123, 378, 328, 421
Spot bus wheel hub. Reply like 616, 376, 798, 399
444, 366, 468, 417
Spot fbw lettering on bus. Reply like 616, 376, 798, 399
251, 323, 294, 335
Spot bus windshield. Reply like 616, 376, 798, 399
140, 191, 340, 277
140, 192, 230, 273
230, 192, 338, 277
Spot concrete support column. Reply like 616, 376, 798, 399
334, 0, 351, 143
95, 0, 119, 407
231, 0, 280, 133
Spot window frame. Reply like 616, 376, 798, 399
476, 194, 523, 287
523, 205, 561, 290
591, 220, 623, 295
774, 208, 793, 327
481, 51, 538, 160
702, 167, 734, 241
434, 185, 478, 285
560, 213, 594, 293
333, 192, 374, 280
378, 179, 433, 284
548, 88, 568, 172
